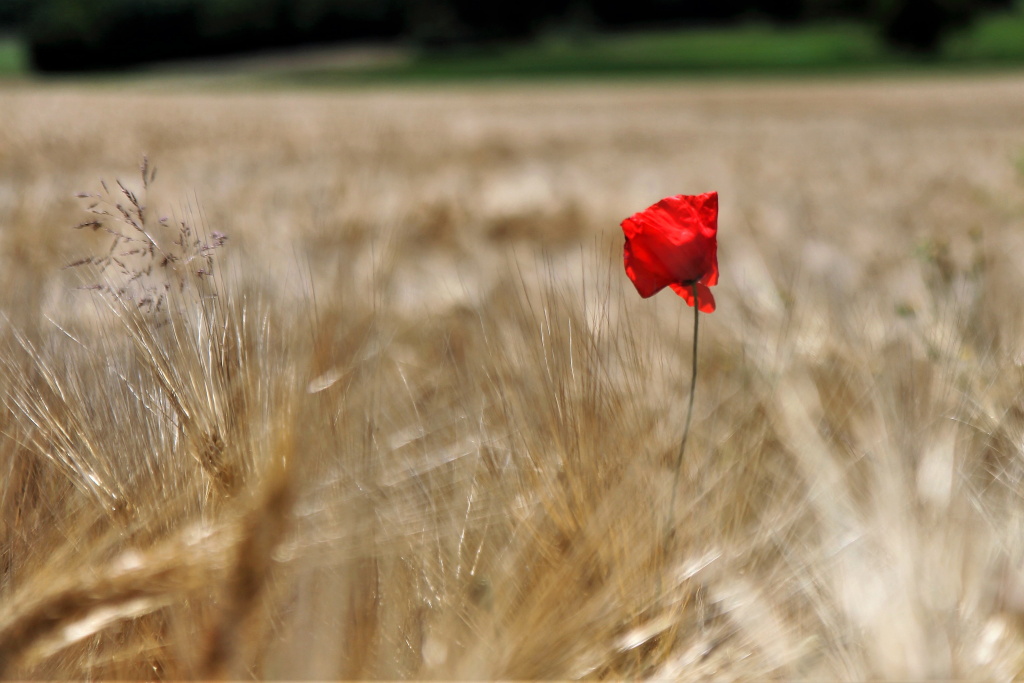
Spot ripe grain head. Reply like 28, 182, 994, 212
2, 75, 1024, 678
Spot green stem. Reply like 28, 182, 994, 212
667, 282, 700, 538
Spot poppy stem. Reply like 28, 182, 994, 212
667, 283, 700, 537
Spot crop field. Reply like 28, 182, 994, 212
2, 75, 1024, 679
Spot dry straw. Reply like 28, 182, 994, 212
2, 78, 1024, 678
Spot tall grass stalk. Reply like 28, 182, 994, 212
2, 78, 1024, 679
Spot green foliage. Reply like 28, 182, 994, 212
28, 0, 202, 69
26, 0, 405, 71
288, 0, 401, 34
872, 0, 970, 52
283, 0, 403, 41
870, 0, 1018, 52
0, 0, 32, 26
0, 35, 25, 74
20, 0, 1024, 72
267, 22, 911, 85
275, 8, 1024, 85
28, 0, 98, 46
945, 2, 1024, 61
198, 0, 281, 40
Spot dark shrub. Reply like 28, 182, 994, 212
27, 0, 404, 72
873, 0, 971, 52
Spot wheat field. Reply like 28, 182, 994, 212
2, 74, 1024, 679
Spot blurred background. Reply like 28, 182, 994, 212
4, 0, 1024, 679
0, 0, 1022, 78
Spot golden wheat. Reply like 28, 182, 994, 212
2, 74, 1024, 679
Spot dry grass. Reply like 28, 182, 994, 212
2, 74, 1024, 679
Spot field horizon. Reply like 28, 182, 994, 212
2, 73, 1024, 678
7, 5, 1024, 83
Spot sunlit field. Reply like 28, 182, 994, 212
3, 75, 1024, 679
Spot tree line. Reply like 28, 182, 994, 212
0, 0, 1014, 72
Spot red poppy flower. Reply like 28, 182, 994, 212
621, 192, 719, 312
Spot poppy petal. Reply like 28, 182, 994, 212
621, 192, 719, 308
624, 235, 674, 297
700, 240, 719, 287
669, 281, 716, 313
